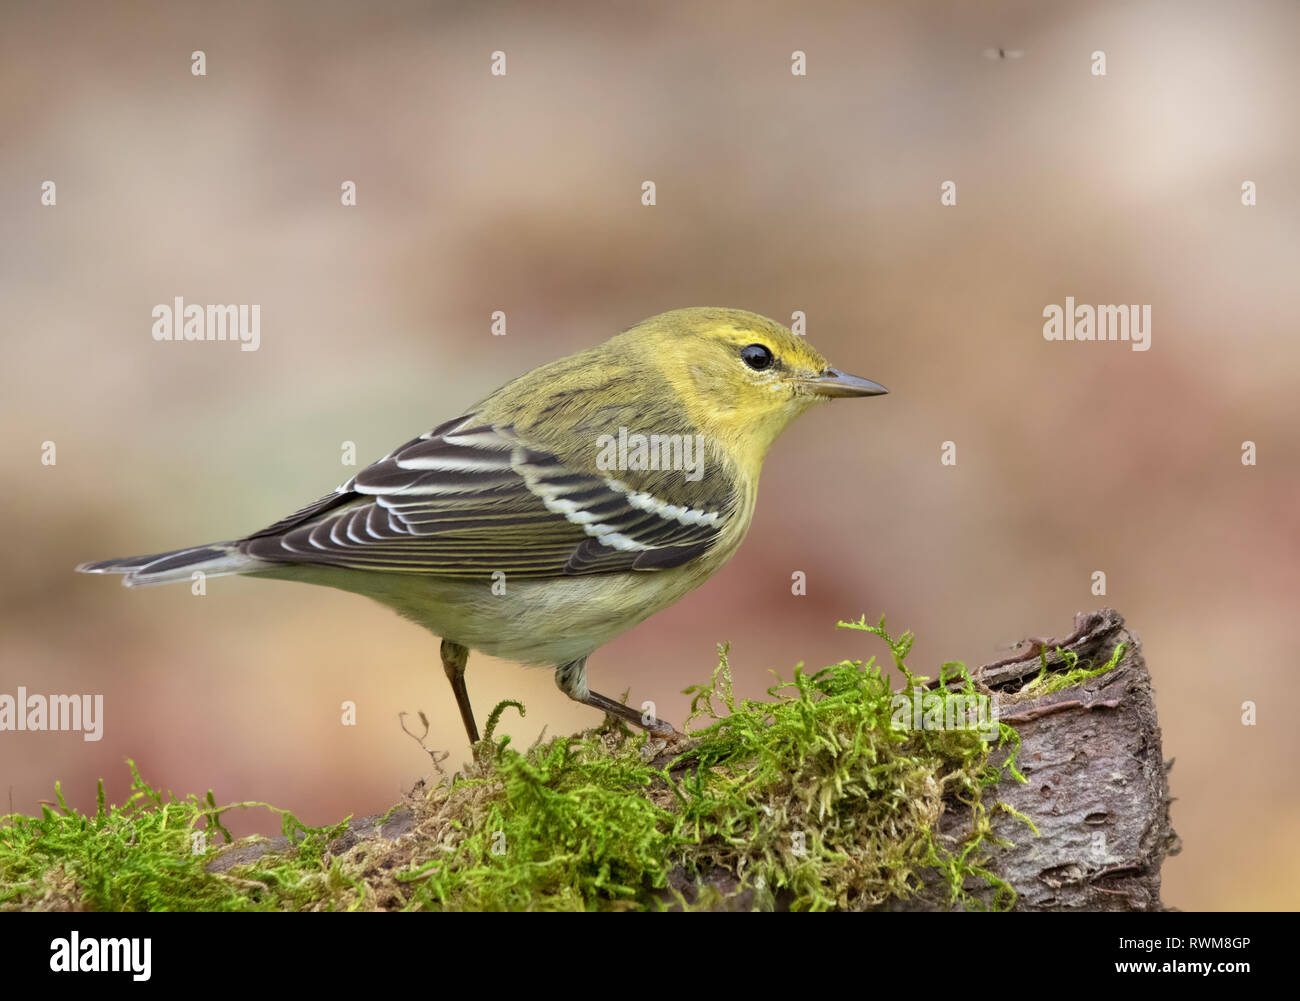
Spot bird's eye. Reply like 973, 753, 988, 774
740, 343, 775, 371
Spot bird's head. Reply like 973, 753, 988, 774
625, 307, 887, 470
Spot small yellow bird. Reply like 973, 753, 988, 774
78, 308, 886, 743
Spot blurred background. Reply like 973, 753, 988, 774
2, 0, 1297, 910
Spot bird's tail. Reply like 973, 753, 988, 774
76, 543, 265, 588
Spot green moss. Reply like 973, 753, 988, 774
0, 761, 350, 911
1, 617, 1047, 912
1012, 640, 1128, 699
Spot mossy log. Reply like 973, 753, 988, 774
206, 608, 1178, 911
887, 608, 1180, 910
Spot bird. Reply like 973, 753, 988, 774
78, 307, 887, 744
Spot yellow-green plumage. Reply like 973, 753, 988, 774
78, 307, 886, 741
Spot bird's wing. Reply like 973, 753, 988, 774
238, 417, 736, 578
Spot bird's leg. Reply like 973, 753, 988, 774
554, 657, 677, 736
440, 639, 480, 744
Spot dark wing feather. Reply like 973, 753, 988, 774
238, 417, 734, 579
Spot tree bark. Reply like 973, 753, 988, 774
887, 607, 1180, 910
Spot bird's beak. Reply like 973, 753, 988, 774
800, 368, 889, 398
